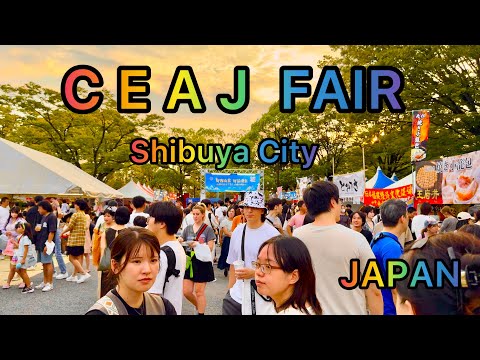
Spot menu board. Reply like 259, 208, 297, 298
415, 159, 443, 204
441, 151, 480, 204
415, 149, 480, 205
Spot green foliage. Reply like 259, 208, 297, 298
0, 83, 165, 182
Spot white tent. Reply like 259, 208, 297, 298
0, 137, 124, 198
117, 180, 154, 202
384, 172, 415, 189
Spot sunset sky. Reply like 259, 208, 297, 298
0, 45, 335, 133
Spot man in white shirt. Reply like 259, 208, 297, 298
265, 198, 284, 234
215, 200, 228, 225
146, 201, 186, 315
410, 202, 432, 240
294, 181, 383, 315
0, 197, 10, 259
201, 199, 219, 261
128, 196, 149, 227
0, 197, 10, 234
223, 191, 279, 315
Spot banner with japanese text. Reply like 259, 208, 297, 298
414, 159, 443, 206
411, 110, 430, 162
205, 173, 260, 192
282, 191, 298, 200
296, 176, 312, 198
333, 170, 365, 199
440, 149, 480, 204
364, 184, 414, 207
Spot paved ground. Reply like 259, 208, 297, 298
0, 248, 229, 315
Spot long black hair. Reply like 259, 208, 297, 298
257, 235, 322, 315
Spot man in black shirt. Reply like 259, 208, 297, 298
25, 195, 44, 246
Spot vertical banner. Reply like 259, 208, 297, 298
411, 109, 430, 162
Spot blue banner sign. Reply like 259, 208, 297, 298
282, 191, 298, 200
205, 173, 260, 192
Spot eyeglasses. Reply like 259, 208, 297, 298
251, 261, 282, 274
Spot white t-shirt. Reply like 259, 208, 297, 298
148, 240, 186, 315
226, 222, 280, 313
411, 214, 430, 240
128, 211, 149, 227
205, 210, 219, 230
215, 206, 228, 225
180, 213, 194, 232
293, 223, 376, 315
0, 206, 10, 233
95, 215, 105, 230
277, 306, 315, 315
266, 214, 282, 230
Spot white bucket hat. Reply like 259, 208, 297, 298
238, 191, 267, 209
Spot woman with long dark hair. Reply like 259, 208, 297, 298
86, 227, 176, 315
254, 235, 322, 315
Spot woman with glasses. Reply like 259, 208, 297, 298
396, 232, 480, 315
254, 235, 322, 315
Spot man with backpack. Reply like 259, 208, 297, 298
146, 201, 186, 315
201, 199, 219, 263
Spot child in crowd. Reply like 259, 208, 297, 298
14, 222, 36, 293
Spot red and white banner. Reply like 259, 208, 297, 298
364, 184, 414, 207
411, 109, 430, 162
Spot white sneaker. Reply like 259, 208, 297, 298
55, 272, 69, 280
66, 275, 78, 282
76, 272, 91, 284
35, 282, 46, 289
41, 283, 53, 292
0, 255, 5, 260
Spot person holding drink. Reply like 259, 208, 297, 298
179, 203, 216, 315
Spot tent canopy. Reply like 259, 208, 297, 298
366, 166, 396, 189
384, 172, 414, 189
0, 138, 124, 198
117, 180, 154, 202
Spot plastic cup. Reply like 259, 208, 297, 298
233, 259, 245, 270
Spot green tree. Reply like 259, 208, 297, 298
0, 83, 164, 181
320, 45, 480, 163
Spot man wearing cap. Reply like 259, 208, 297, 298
223, 191, 280, 315
456, 211, 475, 229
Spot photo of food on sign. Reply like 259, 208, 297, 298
415, 160, 443, 203
442, 152, 480, 204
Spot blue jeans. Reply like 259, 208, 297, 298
53, 228, 67, 274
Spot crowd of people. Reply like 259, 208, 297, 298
2, 184, 480, 316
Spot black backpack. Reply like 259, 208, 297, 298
161, 245, 180, 292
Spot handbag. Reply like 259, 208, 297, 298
193, 224, 212, 263
97, 229, 119, 271
97, 247, 111, 271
